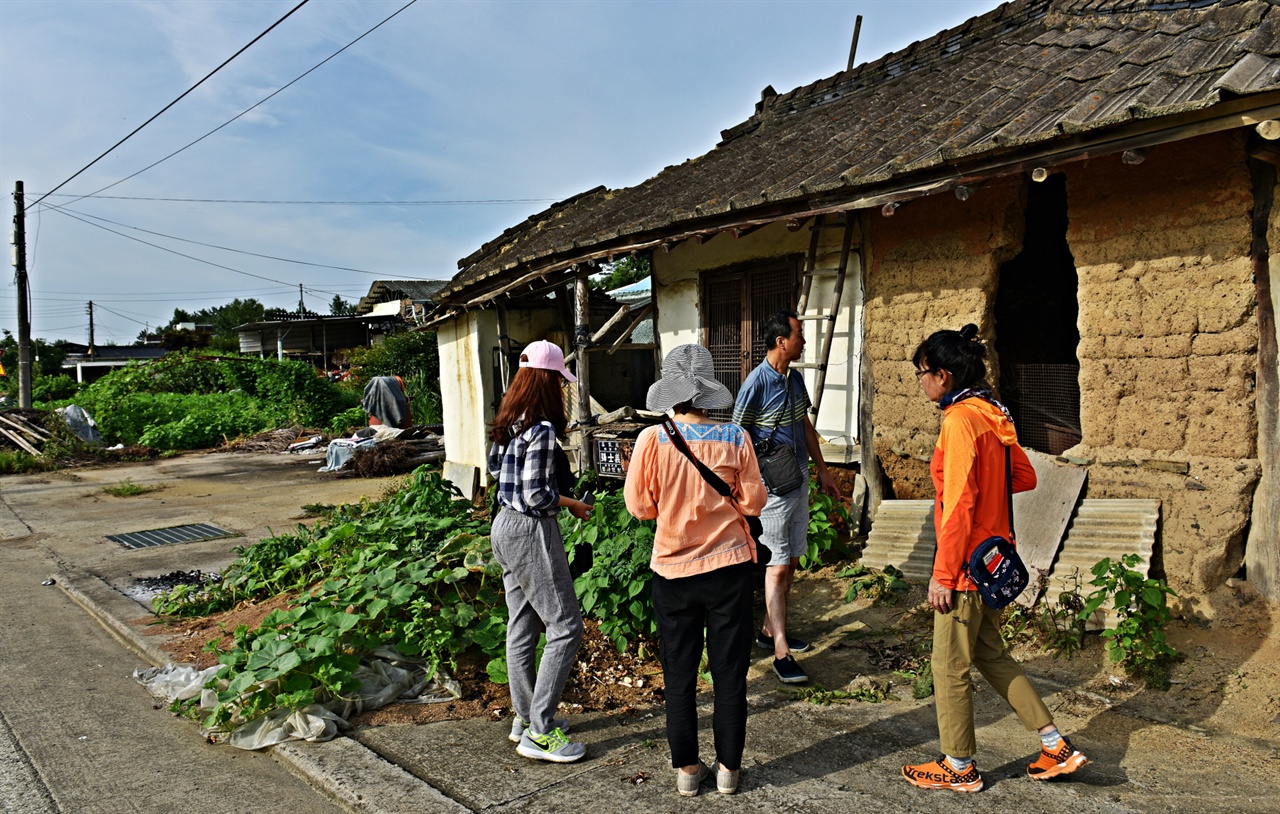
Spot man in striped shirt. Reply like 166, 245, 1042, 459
733, 309, 839, 684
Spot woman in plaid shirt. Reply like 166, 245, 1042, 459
487, 340, 593, 763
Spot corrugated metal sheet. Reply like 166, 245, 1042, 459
859, 500, 936, 584
859, 496, 1161, 631
1043, 498, 1161, 629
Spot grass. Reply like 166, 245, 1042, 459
103, 478, 164, 497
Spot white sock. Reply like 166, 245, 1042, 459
1039, 726, 1063, 750
945, 755, 973, 772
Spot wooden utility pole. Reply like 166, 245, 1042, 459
12, 181, 32, 409
87, 301, 95, 357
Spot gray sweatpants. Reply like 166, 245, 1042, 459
490, 508, 584, 736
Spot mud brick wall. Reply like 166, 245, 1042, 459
1067, 131, 1259, 593
864, 184, 1023, 498
865, 130, 1261, 595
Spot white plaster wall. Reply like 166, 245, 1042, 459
438, 312, 493, 478
652, 220, 863, 446
439, 306, 566, 486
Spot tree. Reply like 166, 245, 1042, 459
591, 255, 651, 291
329, 295, 356, 315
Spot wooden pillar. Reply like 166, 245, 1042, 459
495, 301, 512, 391
856, 210, 887, 531
1247, 156, 1280, 599
574, 275, 591, 423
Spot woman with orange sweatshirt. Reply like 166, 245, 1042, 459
901, 324, 1088, 794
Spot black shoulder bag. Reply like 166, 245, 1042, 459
753, 373, 806, 495
962, 445, 1029, 609
660, 418, 770, 566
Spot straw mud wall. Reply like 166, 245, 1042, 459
865, 131, 1261, 595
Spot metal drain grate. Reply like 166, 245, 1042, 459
107, 523, 236, 550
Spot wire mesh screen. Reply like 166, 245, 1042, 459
1012, 363, 1082, 455
704, 279, 743, 401
750, 272, 798, 367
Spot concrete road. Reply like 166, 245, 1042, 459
0, 452, 392, 814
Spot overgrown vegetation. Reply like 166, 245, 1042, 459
49, 351, 359, 450
344, 330, 442, 425
1000, 571, 1088, 660
1081, 554, 1180, 689
561, 486, 656, 652
801, 472, 852, 569
156, 469, 506, 730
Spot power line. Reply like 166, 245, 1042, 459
29, 0, 312, 210
42, 202, 409, 277
35, 194, 556, 206
70, 0, 421, 203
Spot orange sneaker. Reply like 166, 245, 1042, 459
901, 757, 983, 792
1028, 736, 1088, 780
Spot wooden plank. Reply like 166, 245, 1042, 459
0, 413, 49, 439
607, 303, 654, 354
0, 425, 41, 456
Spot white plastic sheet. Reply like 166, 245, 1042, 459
135, 648, 461, 750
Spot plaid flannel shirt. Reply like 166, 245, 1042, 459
488, 421, 559, 517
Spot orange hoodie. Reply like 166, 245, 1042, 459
930, 397, 1036, 591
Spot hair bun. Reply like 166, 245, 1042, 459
959, 323, 979, 340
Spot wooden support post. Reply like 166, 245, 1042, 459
574, 276, 591, 424
495, 301, 512, 391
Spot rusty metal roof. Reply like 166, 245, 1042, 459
438, 0, 1280, 308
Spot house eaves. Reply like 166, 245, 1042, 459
433, 0, 1280, 315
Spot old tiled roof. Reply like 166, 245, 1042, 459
357, 279, 449, 314
438, 0, 1280, 307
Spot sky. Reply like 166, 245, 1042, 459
0, 0, 999, 346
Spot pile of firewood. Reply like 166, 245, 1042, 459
0, 410, 51, 456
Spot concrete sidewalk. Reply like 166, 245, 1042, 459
61, 565, 1279, 814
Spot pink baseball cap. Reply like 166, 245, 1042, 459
519, 340, 577, 382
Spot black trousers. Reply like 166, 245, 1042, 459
651, 561, 754, 771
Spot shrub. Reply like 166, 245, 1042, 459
1081, 554, 1179, 689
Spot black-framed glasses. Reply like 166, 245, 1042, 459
914, 368, 940, 379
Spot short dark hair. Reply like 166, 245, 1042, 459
762, 308, 799, 351
912, 323, 989, 390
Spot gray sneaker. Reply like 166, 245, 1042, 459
677, 761, 710, 797
716, 764, 740, 794
509, 716, 570, 744
516, 728, 586, 763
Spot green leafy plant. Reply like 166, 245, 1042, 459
801, 471, 852, 569
560, 486, 656, 652
790, 680, 891, 705
1081, 554, 1179, 689
838, 563, 909, 605
102, 478, 163, 497
1002, 571, 1087, 659
153, 468, 507, 732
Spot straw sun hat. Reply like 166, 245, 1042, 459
646, 343, 734, 412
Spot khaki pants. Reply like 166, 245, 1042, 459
932, 591, 1052, 758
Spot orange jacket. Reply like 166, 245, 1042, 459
930, 397, 1036, 591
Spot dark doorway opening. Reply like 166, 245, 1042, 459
995, 174, 1081, 455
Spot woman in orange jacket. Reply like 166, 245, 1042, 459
901, 324, 1088, 794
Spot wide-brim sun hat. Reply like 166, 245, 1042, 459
519, 340, 577, 382
646, 343, 734, 411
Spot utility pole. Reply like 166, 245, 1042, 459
12, 181, 32, 409
87, 301, 95, 357
298, 283, 305, 314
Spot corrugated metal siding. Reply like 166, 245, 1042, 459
1046, 499, 1161, 629
859, 500, 936, 584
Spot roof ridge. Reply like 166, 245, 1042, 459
720, 0, 1052, 144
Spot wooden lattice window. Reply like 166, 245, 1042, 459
701, 260, 800, 408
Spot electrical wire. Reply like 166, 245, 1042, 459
41, 202, 421, 277
35, 194, 557, 206
29, 0, 312, 211
65, 0, 420, 205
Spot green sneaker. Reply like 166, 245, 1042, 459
516, 727, 586, 763
509, 716, 570, 744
